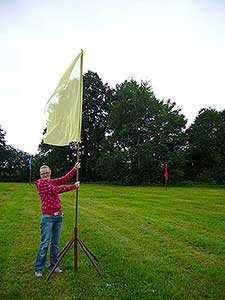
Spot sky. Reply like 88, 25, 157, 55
0, 0, 225, 155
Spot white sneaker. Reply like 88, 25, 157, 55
54, 267, 62, 273
35, 272, 43, 277
48, 267, 63, 273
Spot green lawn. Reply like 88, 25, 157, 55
0, 183, 225, 300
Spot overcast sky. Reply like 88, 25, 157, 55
1, 0, 225, 154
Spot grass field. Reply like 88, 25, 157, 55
0, 183, 225, 300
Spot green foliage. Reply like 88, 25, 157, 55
81, 71, 114, 181
0, 126, 7, 171
186, 108, 225, 184
98, 80, 187, 184
0, 126, 29, 182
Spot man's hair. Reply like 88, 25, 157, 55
40, 165, 51, 172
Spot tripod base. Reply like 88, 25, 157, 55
46, 231, 103, 281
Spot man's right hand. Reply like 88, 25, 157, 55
74, 162, 81, 169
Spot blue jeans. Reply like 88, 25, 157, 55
34, 214, 63, 273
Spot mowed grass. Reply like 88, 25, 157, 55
0, 183, 225, 300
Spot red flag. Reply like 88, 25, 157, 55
164, 162, 169, 181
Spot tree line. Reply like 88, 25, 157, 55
1, 71, 225, 184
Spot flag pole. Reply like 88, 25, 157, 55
74, 143, 80, 270
74, 49, 83, 270
46, 49, 103, 281
73, 51, 103, 275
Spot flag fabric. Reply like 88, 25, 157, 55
29, 155, 32, 170
44, 50, 83, 146
164, 162, 169, 181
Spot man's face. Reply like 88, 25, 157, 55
40, 167, 51, 180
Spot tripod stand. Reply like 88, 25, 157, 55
46, 145, 103, 281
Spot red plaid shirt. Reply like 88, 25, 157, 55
36, 168, 77, 215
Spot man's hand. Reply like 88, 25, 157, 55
74, 162, 81, 169
75, 181, 80, 188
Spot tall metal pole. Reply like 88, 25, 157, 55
74, 49, 83, 270
74, 143, 80, 270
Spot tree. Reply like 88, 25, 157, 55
0, 126, 7, 174
97, 80, 187, 184
186, 108, 225, 183
0, 125, 30, 182
80, 71, 114, 181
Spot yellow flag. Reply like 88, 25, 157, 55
44, 50, 83, 146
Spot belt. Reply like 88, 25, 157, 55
42, 212, 63, 216
53, 212, 60, 216
53, 212, 64, 216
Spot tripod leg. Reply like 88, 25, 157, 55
58, 237, 74, 260
78, 239, 104, 279
74, 226, 78, 270
46, 238, 74, 281
79, 239, 99, 262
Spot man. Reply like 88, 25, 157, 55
34, 162, 80, 277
